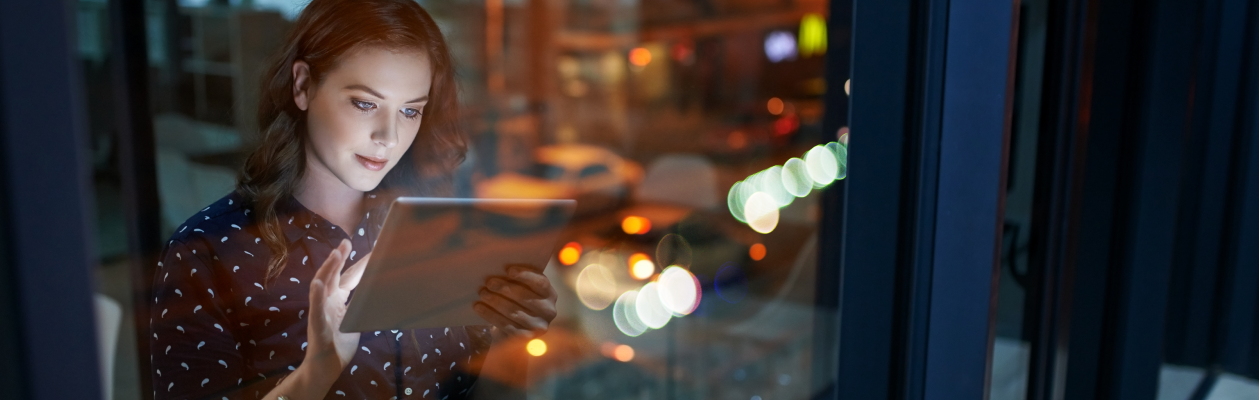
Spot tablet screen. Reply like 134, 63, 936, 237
340, 198, 576, 332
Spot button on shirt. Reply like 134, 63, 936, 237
149, 192, 491, 399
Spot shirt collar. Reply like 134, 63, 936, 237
276, 194, 389, 246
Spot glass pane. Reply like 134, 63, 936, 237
81, 0, 850, 398
990, 0, 1048, 398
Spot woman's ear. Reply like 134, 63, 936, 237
292, 60, 312, 111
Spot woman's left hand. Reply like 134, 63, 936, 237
473, 265, 557, 339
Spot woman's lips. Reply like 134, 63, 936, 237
356, 154, 386, 171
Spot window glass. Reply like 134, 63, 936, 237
80, 0, 848, 398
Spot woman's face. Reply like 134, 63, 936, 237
293, 46, 433, 193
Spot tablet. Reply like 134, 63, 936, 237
340, 198, 576, 332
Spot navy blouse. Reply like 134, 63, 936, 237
149, 191, 491, 400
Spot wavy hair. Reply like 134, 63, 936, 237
237, 0, 466, 282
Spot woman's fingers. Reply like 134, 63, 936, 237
477, 289, 550, 335
472, 301, 533, 338
483, 278, 557, 322
308, 278, 327, 329
506, 267, 555, 299
317, 240, 351, 290
338, 252, 371, 291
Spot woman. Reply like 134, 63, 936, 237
148, 0, 557, 398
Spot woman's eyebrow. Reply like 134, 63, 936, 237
344, 84, 385, 99
344, 84, 428, 103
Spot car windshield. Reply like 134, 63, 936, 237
527, 163, 567, 181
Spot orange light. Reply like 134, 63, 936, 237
526, 339, 547, 356
629, 47, 652, 67
613, 344, 635, 362
749, 243, 766, 261
727, 131, 747, 149
621, 216, 651, 234
767, 97, 784, 115
558, 242, 582, 266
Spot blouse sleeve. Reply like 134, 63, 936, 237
149, 238, 245, 399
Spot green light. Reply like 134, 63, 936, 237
757, 165, 794, 207
805, 145, 838, 186
727, 181, 747, 223
827, 142, 848, 180
781, 158, 812, 197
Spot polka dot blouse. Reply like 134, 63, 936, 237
149, 192, 492, 399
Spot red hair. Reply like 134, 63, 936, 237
237, 0, 466, 282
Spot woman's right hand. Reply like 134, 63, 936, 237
305, 239, 370, 372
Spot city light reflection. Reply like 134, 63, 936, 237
749, 243, 766, 261
558, 242, 582, 266
613, 344, 635, 362
726, 141, 848, 230
635, 282, 672, 329
621, 215, 651, 235
781, 158, 812, 197
754, 166, 794, 207
656, 234, 693, 269
526, 339, 547, 357
613, 290, 648, 337
805, 145, 839, 186
743, 192, 780, 234
576, 263, 618, 310
657, 266, 701, 316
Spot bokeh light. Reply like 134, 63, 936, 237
728, 181, 748, 223
631, 259, 656, 280
827, 141, 848, 180
749, 243, 766, 261
799, 13, 828, 57
743, 192, 780, 234
656, 234, 693, 269
558, 242, 582, 266
614, 344, 635, 362
725, 140, 848, 231
755, 166, 794, 207
763, 31, 797, 63
715, 263, 749, 303
526, 339, 547, 356
613, 291, 647, 337
635, 282, 672, 329
727, 130, 747, 149
804, 145, 839, 186
781, 157, 812, 197
576, 263, 618, 310
767, 97, 785, 115
621, 216, 651, 235
657, 266, 701, 316
629, 47, 652, 67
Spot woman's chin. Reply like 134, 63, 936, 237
344, 174, 386, 193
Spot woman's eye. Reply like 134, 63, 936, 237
401, 108, 421, 119
352, 100, 376, 111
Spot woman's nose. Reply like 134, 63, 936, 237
372, 113, 398, 148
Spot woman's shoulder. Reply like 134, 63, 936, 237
165, 191, 253, 246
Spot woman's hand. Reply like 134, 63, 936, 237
473, 265, 558, 339
305, 239, 371, 372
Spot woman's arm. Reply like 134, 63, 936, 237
469, 328, 529, 400
262, 240, 369, 399
150, 239, 248, 399
469, 265, 559, 400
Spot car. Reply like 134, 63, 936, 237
475, 144, 644, 216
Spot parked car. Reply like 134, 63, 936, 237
475, 144, 644, 216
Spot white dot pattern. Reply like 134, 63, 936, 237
149, 192, 490, 399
